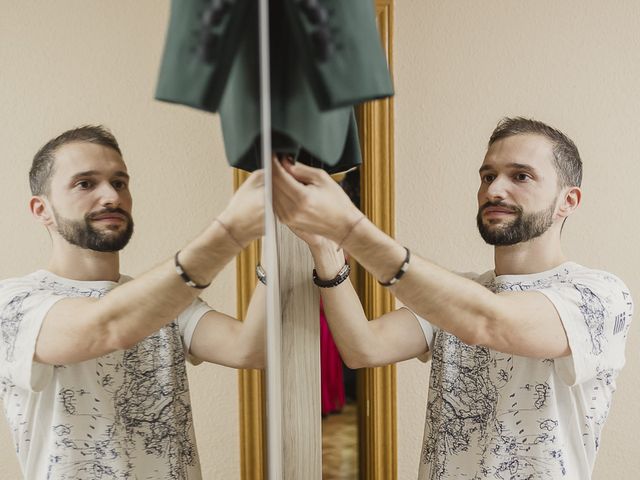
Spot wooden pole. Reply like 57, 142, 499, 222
259, 0, 321, 476
277, 222, 321, 479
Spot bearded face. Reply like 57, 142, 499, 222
476, 199, 555, 246
53, 206, 134, 252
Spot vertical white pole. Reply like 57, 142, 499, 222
258, 0, 284, 478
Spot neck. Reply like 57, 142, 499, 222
47, 238, 120, 282
493, 227, 567, 276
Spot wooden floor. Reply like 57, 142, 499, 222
322, 402, 358, 479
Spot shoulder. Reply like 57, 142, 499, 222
543, 263, 633, 324
0, 272, 44, 297
0, 273, 53, 323
563, 264, 632, 302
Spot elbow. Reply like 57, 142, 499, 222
456, 316, 494, 348
85, 300, 119, 352
235, 347, 265, 370
342, 349, 378, 369
457, 329, 484, 347
344, 354, 392, 369
242, 355, 265, 370
341, 332, 390, 369
106, 328, 137, 352
343, 356, 364, 370
86, 308, 131, 355
101, 315, 137, 353
459, 313, 510, 350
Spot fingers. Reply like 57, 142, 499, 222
272, 157, 306, 201
281, 159, 326, 186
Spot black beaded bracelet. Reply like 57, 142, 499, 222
378, 247, 410, 287
313, 262, 351, 288
256, 263, 351, 288
174, 251, 211, 289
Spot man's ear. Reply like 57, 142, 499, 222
557, 186, 582, 219
30, 196, 54, 227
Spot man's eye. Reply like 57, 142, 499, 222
482, 175, 495, 183
112, 180, 127, 190
76, 180, 93, 189
515, 173, 531, 182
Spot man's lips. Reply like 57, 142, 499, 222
91, 214, 126, 223
482, 206, 517, 217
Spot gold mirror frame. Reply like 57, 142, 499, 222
234, 1, 395, 477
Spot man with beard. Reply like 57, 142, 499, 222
271, 117, 633, 479
0, 125, 265, 479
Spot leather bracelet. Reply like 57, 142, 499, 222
174, 251, 211, 289
256, 264, 267, 285
256, 262, 351, 288
378, 247, 410, 287
313, 262, 350, 288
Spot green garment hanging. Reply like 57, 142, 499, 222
155, 0, 394, 172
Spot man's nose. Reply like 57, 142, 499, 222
97, 182, 120, 206
485, 176, 509, 201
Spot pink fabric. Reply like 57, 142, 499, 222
320, 302, 345, 415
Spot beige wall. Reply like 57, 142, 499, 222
0, 2, 240, 478
0, 1, 638, 479
395, 1, 640, 479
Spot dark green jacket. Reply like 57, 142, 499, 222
156, 0, 393, 172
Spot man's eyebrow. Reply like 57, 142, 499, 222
506, 162, 536, 172
479, 162, 537, 174
70, 170, 130, 180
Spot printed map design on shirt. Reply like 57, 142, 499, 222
0, 272, 204, 479
423, 334, 566, 479
419, 263, 632, 480
1, 292, 29, 362
47, 325, 196, 479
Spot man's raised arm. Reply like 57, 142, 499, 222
34, 170, 265, 365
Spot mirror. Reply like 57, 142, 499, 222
235, 4, 395, 478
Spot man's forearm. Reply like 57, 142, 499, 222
98, 220, 243, 349
340, 217, 497, 346
309, 243, 381, 368
36, 219, 246, 365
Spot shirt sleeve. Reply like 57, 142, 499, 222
0, 282, 62, 392
537, 271, 633, 386
176, 297, 215, 365
400, 272, 477, 363
401, 307, 439, 362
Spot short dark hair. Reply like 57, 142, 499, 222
488, 117, 582, 188
29, 125, 122, 195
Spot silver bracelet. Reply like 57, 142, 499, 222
256, 264, 267, 285
378, 247, 410, 287
175, 251, 211, 289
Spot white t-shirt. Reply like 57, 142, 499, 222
413, 262, 633, 480
0, 270, 213, 479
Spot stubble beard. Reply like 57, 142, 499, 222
53, 207, 134, 252
476, 201, 556, 246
